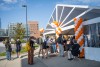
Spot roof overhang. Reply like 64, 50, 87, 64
44, 4, 100, 35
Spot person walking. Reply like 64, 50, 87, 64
5, 39, 12, 60
15, 39, 22, 58
57, 34, 64, 57
28, 37, 35, 65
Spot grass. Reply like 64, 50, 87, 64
0, 43, 39, 56
0, 52, 6, 56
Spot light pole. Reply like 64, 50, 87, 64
22, 5, 28, 41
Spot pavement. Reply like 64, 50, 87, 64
0, 47, 100, 67
0, 54, 100, 67
0, 46, 40, 60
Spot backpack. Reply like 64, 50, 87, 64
25, 42, 31, 51
5, 43, 12, 52
57, 37, 63, 44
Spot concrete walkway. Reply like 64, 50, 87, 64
0, 46, 40, 60
39, 56, 100, 67
0, 56, 48, 67
0, 54, 100, 67
0, 47, 100, 67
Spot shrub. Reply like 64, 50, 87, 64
0, 52, 6, 56
0, 44, 39, 56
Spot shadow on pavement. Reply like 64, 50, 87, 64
21, 57, 48, 67
0, 57, 6, 61
35, 56, 100, 67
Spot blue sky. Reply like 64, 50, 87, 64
0, 0, 100, 29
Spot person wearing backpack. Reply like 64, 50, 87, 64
57, 34, 64, 57
28, 37, 35, 65
5, 39, 12, 60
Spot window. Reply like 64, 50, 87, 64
98, 23, 100, 47
84, 25, 89, 35
98, 23, 100, 36
85, 23, 100, 47
89, 24, 96, 47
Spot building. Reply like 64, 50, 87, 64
8, 23, 16, 37
0, 29, 8, 41
44, 4, 100, 61
0, 18, 1, 29
8, 23, 30, 38
28, 21, 40, 38
0, 29, 8, 36
8, 21, 40, 39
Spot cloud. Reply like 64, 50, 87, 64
0, 3, 11, 10
3, 0, 17, 4
18, 0, 27, 7
62, 0, 100, 6
0, 0, 27, 11
77, 0, 100, 3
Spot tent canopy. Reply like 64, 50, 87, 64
44, 4, 100, 35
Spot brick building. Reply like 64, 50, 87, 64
28, 21, 40, 38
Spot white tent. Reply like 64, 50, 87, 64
44, 4, 100, 35
44, 4, 100, 62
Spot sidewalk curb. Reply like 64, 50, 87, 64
0, 48, 39, 61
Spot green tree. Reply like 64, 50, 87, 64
13, 23, 26, 41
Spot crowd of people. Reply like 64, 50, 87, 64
4, 34, 81, 65
37, 34, 81, 61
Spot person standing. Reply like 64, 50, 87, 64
71, 39, 80, 60
45, 36, 50, 58
57, 34, 64, 57
28, 37, 35, 65
38, 36, 44, 58
66, 41, 73, 60
16, 39, 22, 58
63, 36, 67, 51
51, 38, 56, 53
5, 39, 12, 60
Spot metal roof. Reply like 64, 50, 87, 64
44, 4, 100, 35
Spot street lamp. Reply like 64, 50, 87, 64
22, 5, 28, 41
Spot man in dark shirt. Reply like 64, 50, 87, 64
28, 37, 35, 65
71, 39, 80, 60
57, 34, 64, 57
16, 39, 22, 58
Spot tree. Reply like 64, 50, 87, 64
13, 23, 26, 41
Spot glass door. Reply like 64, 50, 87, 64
89, 24, 96, 47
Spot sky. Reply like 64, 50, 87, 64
0, 0, 100, 29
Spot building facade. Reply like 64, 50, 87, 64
28, 21, 40, 38
8, 23, 30, 38
0, 18, 1, 29
0, 29, 8, 36
0, 29, 8, 41
8, 23, 16, 37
